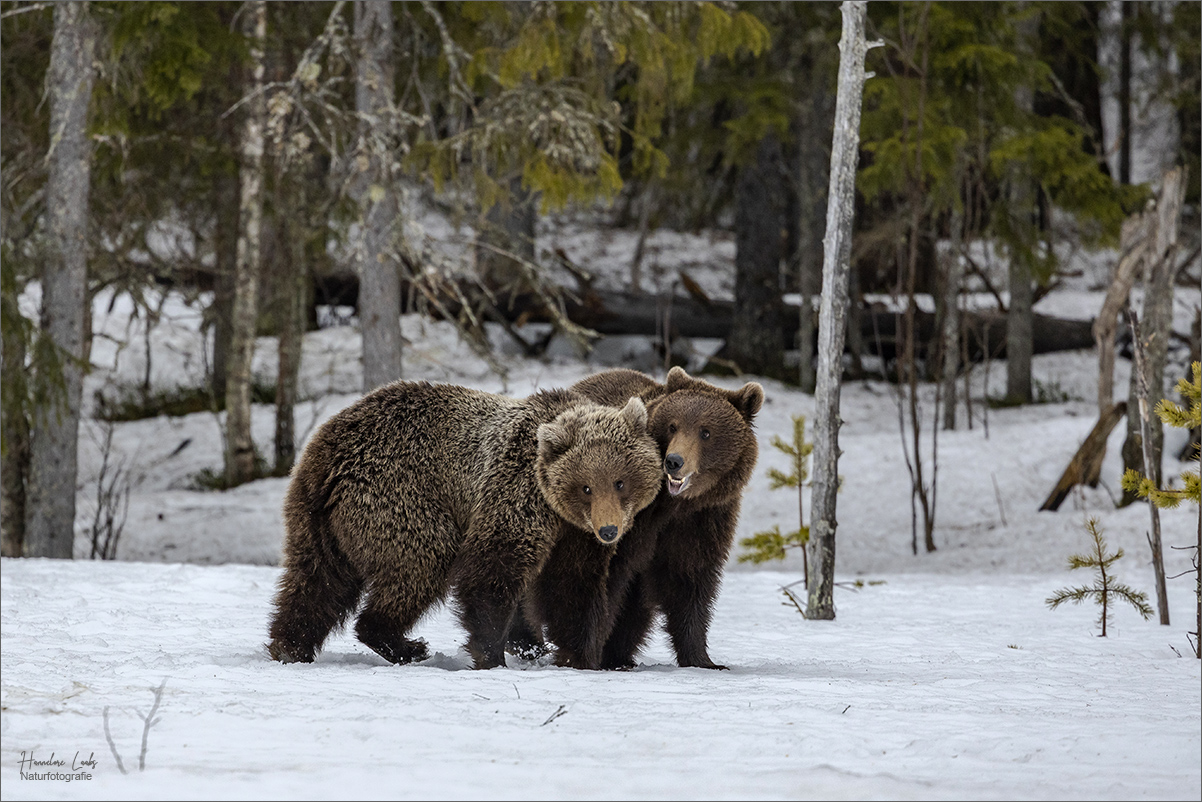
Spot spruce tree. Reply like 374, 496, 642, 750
1046, 517, 1153, 637
739, 414, 812, 600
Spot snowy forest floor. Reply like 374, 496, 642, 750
2, 561, 1199, 800
2, 223, 1200, 799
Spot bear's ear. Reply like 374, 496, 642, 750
730, 382, 764, 422
537, 421, 572, 460
618, 396, 648, 432
665, 365, 692, 391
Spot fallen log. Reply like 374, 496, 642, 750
1039, 401, 1128, 512
310, 275, 1098, 361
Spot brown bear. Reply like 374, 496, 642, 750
512, 366, 762, 670
266, 380, 662, 670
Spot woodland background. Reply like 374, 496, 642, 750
1, 0, 1199, 573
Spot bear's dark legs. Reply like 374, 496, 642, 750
454, 519, 560, 669
457, 594, 516, 670
659, 567, 725, 669
506, 607, 549, 660
268, 552, 363, 664
533, 534, 615, 670
600, 573, 656, 669
354, 583, 434, 665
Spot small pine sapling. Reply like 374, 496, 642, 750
1121, 361, 1201, 657
1046, 517, 1153, 636
739, 415, 812, 596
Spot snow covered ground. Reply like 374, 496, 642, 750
2, 226, 1200, 799
2, 561, 1199, 801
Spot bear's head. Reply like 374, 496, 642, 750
651, 366, 764, 503
536, 397, 662, 545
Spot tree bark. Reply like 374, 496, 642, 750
25, 2, 97, 559
1094, 209, 1151, 414
1038, 401, 1128, 512
806, 1, 874, 621
1005, 247, 1034, 404
1128, 310, 1170, 626
210, 171, 239, 402
795, 76, 834, 394
1122, 168, 1184, 504
1118, 0, 1132, 185
224, 0, 266, 487
939, 194, 965, 430
1005, 6, 1040, 405
1, 306, 30, 557
353, 0, 404, 393
274, 212, 307, 476
728, 132, 787, 380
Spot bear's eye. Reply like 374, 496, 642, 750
614, 480, 624, 491
668, 424, 677, 435
583, 485, 592, 495
700, 428, 711, 440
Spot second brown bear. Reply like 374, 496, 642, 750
513, 366, 762, 669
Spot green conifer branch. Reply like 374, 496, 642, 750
1046, 586, 1093, 609
1109, 583, 1154, 620
1046, 518, 1150, 636
738, 414, 813, 565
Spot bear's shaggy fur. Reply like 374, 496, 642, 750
514, 366, 762, 670
267, 380, 662, 670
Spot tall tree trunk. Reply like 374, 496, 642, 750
25, 2, 97, 559
1127, 310, 1170, 626
274, 210, 308, 476
224, 0, 266, 487
210, 171, 239, 403
1122, 167, 1185, 504
806, 1, 875, 621
354, 0, 403, 393
796, 76, 834, 394
1118, 0, 1132, 185
1, 302, 30, 557
1005, 7, 1040, 405
939, 188, 965, 430
728, 132, 786, 380
1095, 211, 1150, 415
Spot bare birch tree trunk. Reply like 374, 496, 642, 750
805, 1, 876, 620
354, 0, 403, 393
25, 2, 97, 559
224, 0, 266, 487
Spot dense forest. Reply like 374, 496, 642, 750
1, 0, 1199, 564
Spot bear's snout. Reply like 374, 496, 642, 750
664, 453, 684, 475
598, 525, 619, 543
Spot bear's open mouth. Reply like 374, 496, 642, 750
666, 473, 693, 496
